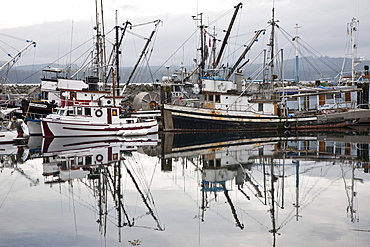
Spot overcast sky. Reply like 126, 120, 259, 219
1, 0, 369, 70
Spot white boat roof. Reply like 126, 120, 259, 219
42, 67, 64, 73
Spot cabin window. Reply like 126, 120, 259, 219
208, 159, 214, 167
77, 107, 83, 115
258, 103, 263, 111
215, 159, 221, 167
345, 92, 350, 101
335, 93, 341, 98
86, 156, 92, 165
215, 95, 220, 103
112, 109, 118, 116
42, 91, 48, 100
319, 95, 326, 105
208, 94, 214, 101
78, 157, 83, 165
67, 109, 74, 116
326, 146, 334, 154
85, 108, 91, 116
327, 94, 334, 99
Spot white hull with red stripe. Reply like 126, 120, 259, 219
41, 105, 158, 137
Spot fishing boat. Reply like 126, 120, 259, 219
24, 3, 160, 136
162, 6, 370, 132
41, 105, 158, 137
40, 26, 159, 138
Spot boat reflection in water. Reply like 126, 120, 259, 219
160, 130, 370, 246
41, 135, 159, 182
0, 142, 39, 186
1, 130, 370, 246
40, 134, 163, 241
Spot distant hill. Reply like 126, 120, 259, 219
1, 57, 370, 84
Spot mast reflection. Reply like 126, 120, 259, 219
160, 130, 370, 246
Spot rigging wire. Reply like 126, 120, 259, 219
19, 38, 94, 83
277, 25, 341, 78
0, 169, 19, 209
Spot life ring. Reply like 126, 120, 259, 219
283, 121, 291, 130
218, 83, 226, 91
284, 130, 291, 137
96, 154, 103, 162
95, 109, 103, 117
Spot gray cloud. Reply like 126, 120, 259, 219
1, 0, 370, 71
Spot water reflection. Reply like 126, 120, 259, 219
1, 130, 370, 246
41, 135, 163, 239
160, 130, 370, 246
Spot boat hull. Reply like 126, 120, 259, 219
26, 118, 42, 136
163, 104, 359, 132
0, 129, 18, 144
41, 118, 158, 137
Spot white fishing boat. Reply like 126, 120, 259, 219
41, 105, 158, 137
23, 4, 160, 136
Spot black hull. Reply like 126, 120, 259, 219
21, 99, 57, 116
163, 106, 356, 132
171, 114, 282, 131
169, 113, 354, 132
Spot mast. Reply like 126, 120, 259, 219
268, 7, 278, 84
213, 2, 243, 70
350, 18, 362, 82
225, 29, 265, 80
294, 160, 301, 221
123, 162, 163, 231
115, 11, 120, 98
269, 160, 277, 247
94, 0, 107, 84
122, 19, 161, 94
340, 17, 362, 83
294, 24, 301, 86
0, 40, 36, 72
192, 13, 206, 78
350, 18, 357, 82
222, 184, 244, 229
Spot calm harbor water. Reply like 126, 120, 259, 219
1, 130, 370, 247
